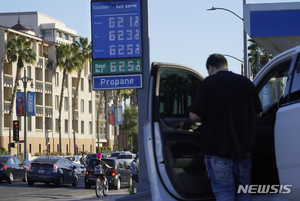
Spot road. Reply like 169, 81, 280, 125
0, 175, 130, 201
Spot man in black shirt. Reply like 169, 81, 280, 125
190, 54, 262, 201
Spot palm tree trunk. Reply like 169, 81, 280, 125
96, 91, 104, 152
72, 68, 82, 155
58, 69, 67, 154
8, 69, 21, 153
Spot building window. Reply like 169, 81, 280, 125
55, 119, 59, 132
65, 119, 68, 133
29, 144, 32, 154
27, 66, 32, 78
81, 121, 84, 134
57, 144, 59, 152
81, 78, 84, 91
65, 75, 68, 88
90, 145, 92, 152
89, 121, 92, 134
81, 99, 84, 113
66, 144, 69, 153
55, 72, 59, 86
39, 144, 41, 154
19, 144, 22, 153
55, 95, 59, 110
64, 97, 68, 110
89, 80, 92, 92
17, 116, 21, 131
89, 101, 92, 113
44, 30, 52, 37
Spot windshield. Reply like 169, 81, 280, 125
110, 153, 120, 157
0, 157, 8, 163
117, 155, 133, 159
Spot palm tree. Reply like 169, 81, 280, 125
248, 39, 273, 78
4, 36, 36, 153
71, 37, 91, 154
56, 43, 81, 154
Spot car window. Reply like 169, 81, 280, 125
8, 158, 15, 164
159, 70, 201, 118
14, 157, 22, 165
65, 159, 73, 168
289, 54, 300, 103
258, 65, 289, 111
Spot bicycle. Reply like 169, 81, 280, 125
94, 165, 108, 198
95, 175, 108, 198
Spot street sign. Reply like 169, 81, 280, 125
93, 74, 142, 90
93, 58, 142, 75
91, 0, 142, 59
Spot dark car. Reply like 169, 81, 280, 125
84, 158, 132, 190
0, 156, 27, 184
27, 156, 79, 187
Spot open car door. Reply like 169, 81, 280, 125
144, 63, 214, 201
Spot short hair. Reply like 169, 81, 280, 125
206, 54, 228, 70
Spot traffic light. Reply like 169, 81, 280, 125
10, 142, 15, 148
13, 120, 19, 141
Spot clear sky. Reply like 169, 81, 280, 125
0, 0, 298, 77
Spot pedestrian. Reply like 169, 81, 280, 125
189, 54, 262, 201
130, 156, 139, 183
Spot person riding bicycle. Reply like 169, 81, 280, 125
94, 152, 112, 185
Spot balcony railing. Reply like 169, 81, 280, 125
35, 81, 43, 92
37, 57, 44, 68
45, 107, 53, 117
45, 83, 52, 93
4, 75, 13, 87
36, 106, 43, 116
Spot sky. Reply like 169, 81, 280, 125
0, 0, 299, 77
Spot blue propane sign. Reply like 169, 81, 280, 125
93, 74, 142, 90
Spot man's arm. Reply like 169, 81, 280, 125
189, 112, 202, 122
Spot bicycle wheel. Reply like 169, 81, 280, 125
95, 178, 102, 198
103, 180, 108, 196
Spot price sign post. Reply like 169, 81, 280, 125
91, 0, 143, 89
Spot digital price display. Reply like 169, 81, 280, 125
91, 0, 142, 59
93, 58, 142, 75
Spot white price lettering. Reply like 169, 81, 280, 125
110, 62, 116, 72
118, 30, 124, 41
119, 61, 125, 72
134, 29, 139, 40
117, 17, 124, 27
118, 45, 124, 55
109, 45, 116, 55
134, 16, 139, 27
126, 30, 133, 40
135, 44, 140, 54
127, 44, 133, 55
109, 31, 115, 41
128, 61, 134, 71
109, 17, 115, 28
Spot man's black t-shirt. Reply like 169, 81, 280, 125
190, 71, 263, 155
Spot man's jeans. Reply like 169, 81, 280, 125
204, 153, 252, 201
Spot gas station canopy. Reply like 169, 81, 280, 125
244, 2, 300, 56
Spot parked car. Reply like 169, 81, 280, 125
0, 156, 27, 184
84, 158, 132, 190
27, 156, 80, 187
144, 47, 300, 201
65, 156, 81, 164
116, 154, 135, 167
85, 153, 108, 165
110, 151, 131, 158
72, 162, 86, 175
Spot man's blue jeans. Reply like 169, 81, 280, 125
204, 153, 252, 201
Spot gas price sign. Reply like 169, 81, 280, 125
91, 0, 142, 60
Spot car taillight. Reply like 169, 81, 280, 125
53, 164, 57, 173
0, 165, 7, 171
28, 164, 31, 170
86, 170, 89, 175
112, 169, 116, 177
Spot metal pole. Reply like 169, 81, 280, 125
23, 68, 27, 161
243, 0, 248, 78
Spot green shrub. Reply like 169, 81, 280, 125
34, 152, 41, 156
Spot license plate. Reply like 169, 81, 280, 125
38, 169, 45, 173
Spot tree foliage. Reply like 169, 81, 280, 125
120, 106, 138, 152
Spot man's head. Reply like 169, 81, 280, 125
206, 54, 228, 76
134, 156, 138, 161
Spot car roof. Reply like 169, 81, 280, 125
32, 156, 63, 163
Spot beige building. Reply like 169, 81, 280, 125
0, 12, 120, 158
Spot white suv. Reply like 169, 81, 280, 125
144, 45, 300, 201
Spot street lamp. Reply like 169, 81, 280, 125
17, 67, 33, 161
207, 6, 249, 78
